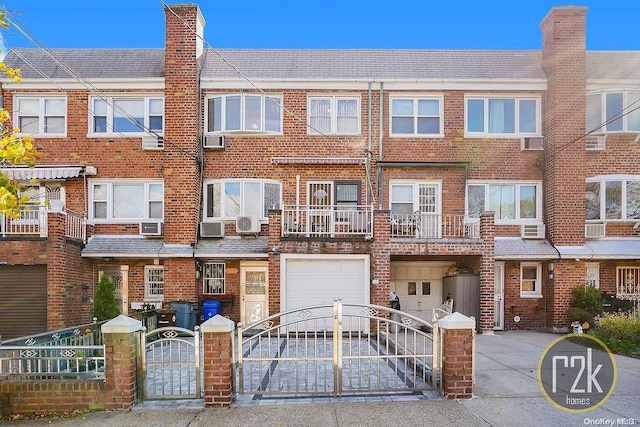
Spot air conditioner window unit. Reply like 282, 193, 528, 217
586, 135, 606, 150
521, 224, 545, 239
585, 222, 605, 238
200, 221, 224, 238
140, 221, 163, 236
521, 137, 544, 150
202, 134, 226, 149
236, 215, 260, 234
142, 135, 164, 150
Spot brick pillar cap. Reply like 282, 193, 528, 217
439, 312, 476, 330
101, 315, 143, 334
200, 314, 234, 333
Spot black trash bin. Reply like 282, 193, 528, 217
167, 301, 196, 330
156, 307, 176, 327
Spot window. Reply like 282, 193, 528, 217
206, 94, 282, 133
586, 176, 640, 221
145, 266, 164, 300
585, 263, 600, 289
203, 262, 225, 294
465, 96, 540, 136
335, 181, 360, 207
390, 96, 443, 136
308, 96, 359, 135
521, 263, 542, 297
390, 181, 440, 215
14, 96, 66, 136
90, 180, 163, 222
587, 90, 640, 134
467, 181, 541, 222
90, 96, 163, 135
204, 179, 281, 220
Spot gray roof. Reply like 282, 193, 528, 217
557, 239, 640, 260
494, 238, 558, 260
4, 47, 639, 82
200, 49, 546, 80
82, 236, 192, 258
195, 236, 268, 258
4, 48, 165, 79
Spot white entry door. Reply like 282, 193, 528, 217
240, 262, 269, 326
99, 265, 129, 315
494, 262, 505, 330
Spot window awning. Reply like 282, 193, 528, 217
0, 165, 97, 180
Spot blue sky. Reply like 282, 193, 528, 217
0, 1, 638, 52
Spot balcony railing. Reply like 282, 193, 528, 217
0, 208, 47, 237
390, 213, 480, 239
0, 208, 87, 240
282, 205, 373, 238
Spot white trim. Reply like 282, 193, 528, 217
204, 93, 283, 134
4, 79, 165, 90
13, 95, 67, 137
88, 179, 164, 223
466, 180, 543, 223
306, 94, 361, 135
463, 94, 542, 138
389, 94, 444, 138
201, 79, 547, 91
520, 262, 542, 297
88, 95, 164, 137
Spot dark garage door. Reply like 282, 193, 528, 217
0, 265, 47, 340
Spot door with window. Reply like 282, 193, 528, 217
99, 266, 129, 315
494, 262, 504, 330
307, 181, 334, 235
390, 182, 441, 238
240, 262, 269, 326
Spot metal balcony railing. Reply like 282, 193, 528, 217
390, 213, 480, 239
282, 205, 373, 238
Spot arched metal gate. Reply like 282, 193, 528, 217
140, 326, 201, 400
235, 300, 440, 397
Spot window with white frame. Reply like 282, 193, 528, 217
521, 263, 542, 297
204, 179, 281, 220
206, 94, 282, 133
307, 96, 359, 135
390, 96, 443, 136
145, 266, 164, 300
587, 90, 640, 134
585, 262, 600, 289
390, 181, 440, 215
90, 96, 163, 135
467, 181, 542, 222
586, 176, 640, 221
203, 262, 225, 294
14, 96, 66, 136
465, 96, 540, 136
90, 180, 163, 222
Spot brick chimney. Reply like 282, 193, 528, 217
162, 3, 205, 245
541, 6, 588, 246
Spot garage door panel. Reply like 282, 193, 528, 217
0, 265, 47, 340
284, 257, 368, 332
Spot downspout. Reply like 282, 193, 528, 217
377, 82, 384, 208
366, 82, 372, 206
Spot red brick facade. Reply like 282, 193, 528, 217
0, 4, 637, 337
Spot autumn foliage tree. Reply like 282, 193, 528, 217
0, 12, 40, 218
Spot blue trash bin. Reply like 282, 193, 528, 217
203, 300, 221, 321
167, 301, 196, 330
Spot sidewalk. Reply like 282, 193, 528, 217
6, 331, 640, 426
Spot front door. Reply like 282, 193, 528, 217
307, 181, 334, 236
99, 265, 129, 315
494, 262, 505, 330
240, 262, 269, 326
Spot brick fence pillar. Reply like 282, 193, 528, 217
439, 312, 475, 399
101, 315, 143, 410
201, 315, 235, 407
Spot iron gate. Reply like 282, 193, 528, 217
140, 326, 201, 400
235, 300, 440, 397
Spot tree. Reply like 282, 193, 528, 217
93, 275, 120, 321
0, 13, 40, 218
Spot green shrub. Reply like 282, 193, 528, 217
92, 275, 120, 321
593, 311, 640, 344
570, 285, 603, 315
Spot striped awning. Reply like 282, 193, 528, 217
0, 165, 97, 180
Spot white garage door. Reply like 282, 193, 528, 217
282, 255, 369, 331
283, 255, 369, 309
